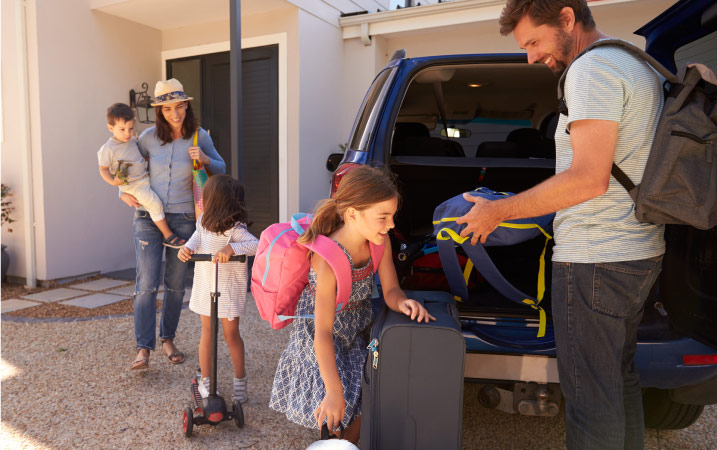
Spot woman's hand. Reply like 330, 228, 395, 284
314, 389, 345, 436
398, 298, 436, 323
120, 193, 141, 208
188, 146, 210, 166
111, 174, 125, 186
213, 244, 235, 263
177, 246, 193, 263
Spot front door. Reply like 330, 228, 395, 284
167, 45, 279, 237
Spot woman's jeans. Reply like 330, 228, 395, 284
133, 211, 196, 350
552, 255, 663, 450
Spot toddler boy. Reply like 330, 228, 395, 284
98, 103, 185, 248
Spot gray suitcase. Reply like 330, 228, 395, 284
360, 290, 465, 450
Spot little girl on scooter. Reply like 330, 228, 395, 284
178, 175, 258, 403
269, 166, 435, 444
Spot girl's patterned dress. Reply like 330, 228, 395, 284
270, 242, 374, 429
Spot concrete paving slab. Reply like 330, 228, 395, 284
1, 299, 41, 313
21, 288, 88, 303
106, 284, 136, 296
60, 293, 128, 309
71, 278, 130, 292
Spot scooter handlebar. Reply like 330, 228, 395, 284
189, 254, 247, 263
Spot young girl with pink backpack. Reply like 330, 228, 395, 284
268, 166, 435, 444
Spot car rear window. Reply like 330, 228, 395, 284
348, 67, 396, 152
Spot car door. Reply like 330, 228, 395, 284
635, 0, 717, 349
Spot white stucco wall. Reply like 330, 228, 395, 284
297, 9, 345, 212
1, 1, 161, 282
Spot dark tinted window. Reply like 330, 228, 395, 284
348, 68, 395, 151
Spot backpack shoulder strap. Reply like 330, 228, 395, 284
369, 242, 385, 274
557, 39, 678, 110
304, 235, 353, 308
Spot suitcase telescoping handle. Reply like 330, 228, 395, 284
189, 254, 246, 262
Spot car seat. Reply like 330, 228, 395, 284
392, 122, 465, 157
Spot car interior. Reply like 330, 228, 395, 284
388, 62, 561, 315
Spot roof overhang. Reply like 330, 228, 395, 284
90, 0, 290, 30
340, 0, 641, 41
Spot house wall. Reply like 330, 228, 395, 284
1, 0, 41, 282
1, 1, 161, 281
297, 9, 345, 212
161, 6, 303, 217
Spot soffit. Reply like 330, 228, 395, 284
90, 0, 290, 30
341, 0, 641, 39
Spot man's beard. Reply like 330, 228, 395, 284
551, 29, 574, 76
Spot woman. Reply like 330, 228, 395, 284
122, 78, 226, 370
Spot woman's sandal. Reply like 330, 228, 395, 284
130, 349, 150, 371
161, 338, 186, 364
163, 234, 186, 249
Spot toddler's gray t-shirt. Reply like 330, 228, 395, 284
97, 136, 147, 183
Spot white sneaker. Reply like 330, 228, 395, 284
197, 377, 219, 399
232, 375, 248, 403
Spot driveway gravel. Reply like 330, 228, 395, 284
2, 296, 715, 449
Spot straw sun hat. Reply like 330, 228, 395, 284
150, 78, 194, 106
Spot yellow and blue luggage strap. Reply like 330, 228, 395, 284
433, 219, 552, 338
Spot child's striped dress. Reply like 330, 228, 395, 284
186, 218, 258, 318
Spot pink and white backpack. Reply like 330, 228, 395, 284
251, 213, 384, 330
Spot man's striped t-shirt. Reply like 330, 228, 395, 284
552, 43, 666, 263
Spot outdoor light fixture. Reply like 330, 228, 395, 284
129, 82, 154, 124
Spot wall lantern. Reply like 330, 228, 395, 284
129, 82, 155, 124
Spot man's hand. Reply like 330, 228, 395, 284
455, 194, 502, 246
120, 192, 141, 208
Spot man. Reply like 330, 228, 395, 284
457, 1, 665, 448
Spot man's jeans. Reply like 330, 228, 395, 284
133, 211, 196, 350
552, 256, 663, 450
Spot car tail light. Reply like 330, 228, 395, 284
682, 355, 717, 366
330, 163, 361, 197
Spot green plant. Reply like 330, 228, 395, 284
338, 143, 348, 153
1, 184, 15, 233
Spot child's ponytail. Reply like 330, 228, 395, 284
298, 165, 399, 244
298, 198, 342, 244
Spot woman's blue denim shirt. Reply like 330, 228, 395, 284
137, 127, 226, 214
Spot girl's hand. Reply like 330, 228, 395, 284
188, 146, 209, 166
112, 174, 125, 186
120, 192, 141, 208
398, 299, 436, 323
314, 390, 345, 436
177, 246, 194, 262
213, 244, 234, 263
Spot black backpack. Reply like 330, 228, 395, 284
558, 39, 717, 230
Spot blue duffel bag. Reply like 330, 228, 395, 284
432, 187, 555, 337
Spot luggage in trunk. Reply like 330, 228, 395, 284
360, 291, 465, 450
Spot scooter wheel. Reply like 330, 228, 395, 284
183, 406, 194, 437
233, 400, 245, 428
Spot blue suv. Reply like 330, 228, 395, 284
327, 0, 716, 429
